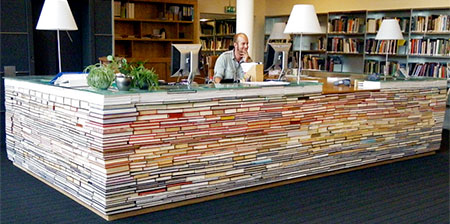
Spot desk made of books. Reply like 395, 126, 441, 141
4, 76, 447, 220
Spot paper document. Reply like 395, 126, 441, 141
240, 62, 259, 73
53, 72, 89, 87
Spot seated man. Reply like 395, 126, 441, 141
213, 33, 252, 83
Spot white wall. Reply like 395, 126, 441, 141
198, 0, 236, 14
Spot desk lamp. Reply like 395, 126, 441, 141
284, 4, 322, 84
375, 19, 403, 80
36, 0, 78, 73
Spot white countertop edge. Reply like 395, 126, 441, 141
4, 79, 106, 105
381, 80, 447, 89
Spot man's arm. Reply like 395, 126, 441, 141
213, 54, 226, 83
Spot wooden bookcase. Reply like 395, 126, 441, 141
113, 0, 198, 82
265, 7, 450, 79
200, 13, 236, 56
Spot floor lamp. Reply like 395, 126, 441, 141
36, 0, 78, 73
284, 5, 322, 84
375, 19, 403, 80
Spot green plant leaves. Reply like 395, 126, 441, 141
84, 63, 115, 90
130, 64, 159, 90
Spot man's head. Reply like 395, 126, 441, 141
233, 33, 249, 60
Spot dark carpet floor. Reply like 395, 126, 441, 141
1, 137, 449, 224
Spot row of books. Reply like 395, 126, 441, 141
179, 6, 195, 21
409, 38, 450, 56
114, 2, 135, 19
411, 15, 450, 32
365, 39, 405, 54
215, 21, 236, 35
326, 56, 343, 72
200, 38, 233, 51
409, 62, 449, 78
201, 22, 214, 35
328, 17, 364, 33
366, 17, 409, 33
302, 55, 326, 71
327, 37, 363, 53
314, 37, 326, 51
364, 60, 402, 76
113, 2, 193, 21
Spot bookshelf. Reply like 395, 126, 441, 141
264, 7, 449, 79
408, 8, 450, 78
200, 13, 236, 55
113, 0, 198, 82
265, 14, 328, 71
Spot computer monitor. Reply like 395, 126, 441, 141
171, 44, 202, 84
264, 43, 292, 80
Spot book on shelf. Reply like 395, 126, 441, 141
201, 21, 214, 35
364, 60, 404, 76
409, 38, 450, 56
366, 17, 409, 33
367, 19, 377, 33
216, 21, 235, 35
302, 55, 325, 71
310, 37, 326, 51
408, 62, 449, 78
412, 14, 450, 32
215, 37, 233, 51
114, 1, 121, 17
326, 56, 343, 72
329, 17, 363, 33
327, 37, 363, 53
118, 2, 135, 19
181, 6, 194, 21
365, 39, 405, 54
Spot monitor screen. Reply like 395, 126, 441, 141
171, 44, 202, 81
264, 43, 291, 73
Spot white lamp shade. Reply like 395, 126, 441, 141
269, 23, 291, 40
36, 0, 78, 30
284, 4, 322, 34
375, 19, 403, 40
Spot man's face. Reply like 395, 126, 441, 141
234, 36, 249, 55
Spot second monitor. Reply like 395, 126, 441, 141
171, 44, 202, 84
264, 42, 292, 80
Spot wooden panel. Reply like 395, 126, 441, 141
134, 2, 163, 19
115, 41, 133, 58
178, 23, 194, 39
132, 42, 170, 58
144, 62, 168, 80
114, 21, 140, 38
141, 22, 177, 39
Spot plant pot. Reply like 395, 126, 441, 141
116, 76, 132, 91
139, 82, 149, 90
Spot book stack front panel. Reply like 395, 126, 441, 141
4, 79, 447, 216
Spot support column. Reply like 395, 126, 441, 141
236, 0, 254, 58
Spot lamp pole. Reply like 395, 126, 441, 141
384, 49, 389, 81
57, 29, 62, 73
297, 33, 303, 84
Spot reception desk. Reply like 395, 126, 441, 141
4, 76, 447, 220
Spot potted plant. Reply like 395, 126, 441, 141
130, 64, 159, 90
108, 56, 133, 91
84, 62, 115, 90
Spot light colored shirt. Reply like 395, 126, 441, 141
213, 50, 247, 81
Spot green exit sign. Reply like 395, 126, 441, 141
224, 6, 235, 14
